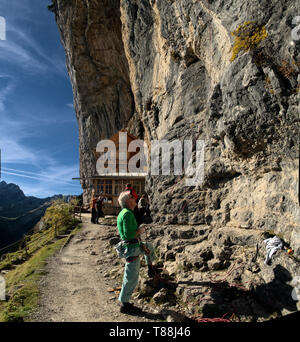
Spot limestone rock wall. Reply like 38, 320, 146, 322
52, 0, 300, 256
52, 0, 136, 202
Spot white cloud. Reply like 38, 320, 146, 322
2, 166, 77, 185
0, 78, 42, 165
0, 1, 79, 198
18, 182, 81, 198
0, 77, 76, 165
0, 112, 56, 167
10, 26, 67, 76
0, 2, 67, 78
0, 29, 66, 76
0, 76, 16, 111
1, 164, 81, 198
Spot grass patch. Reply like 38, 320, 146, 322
0, 221, 80, 273
0, 222, 82, 322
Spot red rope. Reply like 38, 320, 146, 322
193, 312, 235, 322
187, 262, 257, 322
207, 262, 251, 292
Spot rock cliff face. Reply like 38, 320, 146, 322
51, 0, 135, 198
52, 0, 300, 257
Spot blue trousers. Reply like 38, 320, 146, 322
118, 242, 155, 303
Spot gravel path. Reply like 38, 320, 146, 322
29, 214, 162, 322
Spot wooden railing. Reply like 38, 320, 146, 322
72, 206, 82, 221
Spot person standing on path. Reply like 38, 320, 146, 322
138, 194, 151, 224
90, 193, 97, 224
117, 190, 158, 314
96, 193, 105, 223
124, 183, 138, 201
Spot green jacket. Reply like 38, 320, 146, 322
117, 208, 140, 249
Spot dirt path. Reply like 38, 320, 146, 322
30, 214, 162, 322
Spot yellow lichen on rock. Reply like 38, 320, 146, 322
230, 21, 268, 62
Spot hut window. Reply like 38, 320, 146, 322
114, 181, 120, 195
105, 183, 112, 194
141, 182, 145, 194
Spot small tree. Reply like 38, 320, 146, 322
43, 199, 76, 237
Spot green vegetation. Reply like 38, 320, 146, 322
0, 200, 82, 322
43, 198, 80, 237
230, 21, 268, 62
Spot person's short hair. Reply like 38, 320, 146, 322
126, 183, 131, 188
118, 191, 132, 208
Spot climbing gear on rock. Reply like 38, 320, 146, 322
263, 236, 283, 265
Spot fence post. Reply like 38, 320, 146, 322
0, 274, 5, 301
19, 235, 25, 251
24, 236, 29, 256
19, 234, 29, 256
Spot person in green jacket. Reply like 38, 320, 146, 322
117, 190, 157, 314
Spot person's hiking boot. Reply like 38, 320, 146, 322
120, 302, 142, 314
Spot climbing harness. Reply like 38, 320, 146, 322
126, 256, 139, 263
114, 238, 141, 258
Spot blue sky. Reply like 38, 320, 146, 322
0, 0, 82, 198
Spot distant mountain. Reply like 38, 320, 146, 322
0, 181, 71, 250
